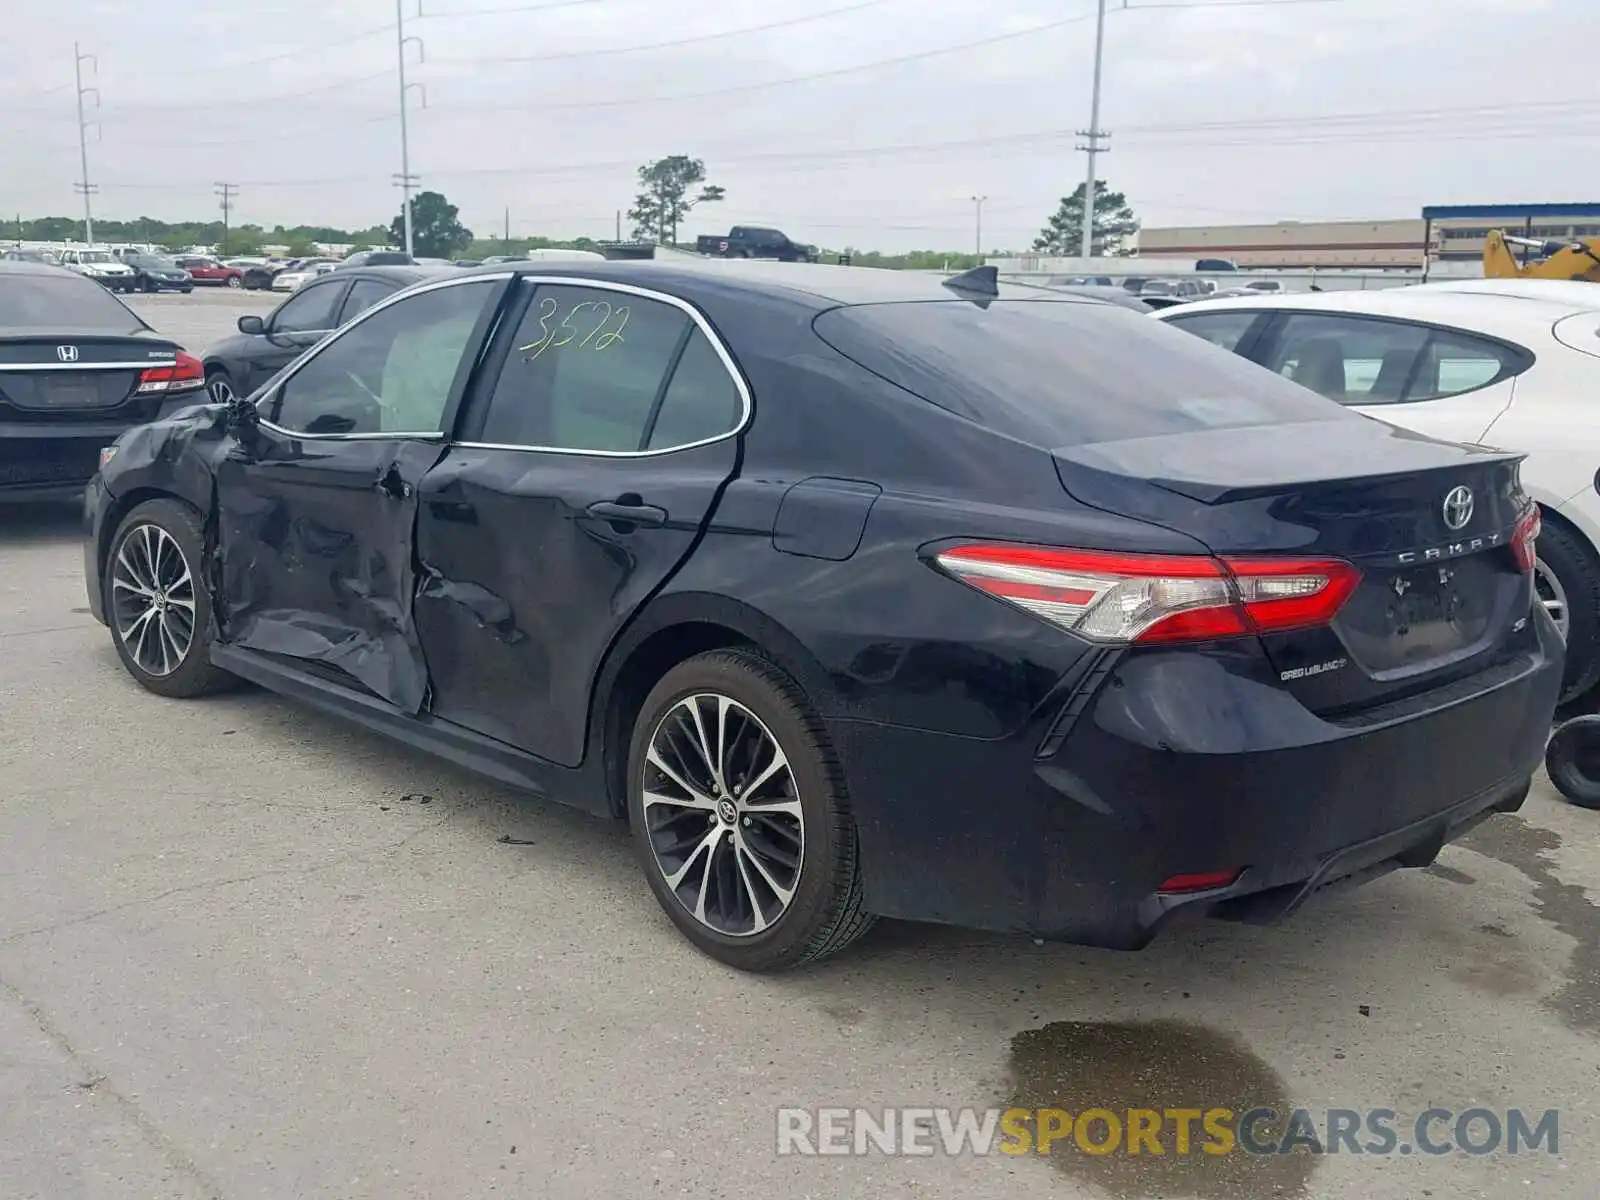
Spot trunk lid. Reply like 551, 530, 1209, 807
1053, 420, 1534, 711
0, 332, 179, 419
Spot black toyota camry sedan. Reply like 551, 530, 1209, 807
2, 260, 203, 502
82, 260, 1561, 971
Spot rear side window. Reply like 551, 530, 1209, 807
478, 283, 743, 452
812, 299, 1355, 448
340, 279, 394, 324
0, 273, 144, 330
1260, 313, 1529, 405
1164, 309, 1261, 352
272, 281, 343, 333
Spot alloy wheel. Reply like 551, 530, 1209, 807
110, 523, 198, 677
1535, 557, 1569, 642
642, 693, 804, 937
207, 375, 235, 405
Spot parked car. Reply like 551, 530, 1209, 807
59, 248, 137, 292
1138, 278, 1210, 308
1155, 282, 1600, 700
85, 261, 1559, 971
172, 256, 244, 288
695, 226, 818, 262
337, 250, 414, 269
229, 259, 283, 290
0, 260, 203, 501
200, 265, 451, 403
452, 259, 483, 268
270, 262, 338, 292
3, 248, 61, 265
121, 253, 195, 294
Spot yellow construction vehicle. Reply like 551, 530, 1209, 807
1483, 228, 1600, 281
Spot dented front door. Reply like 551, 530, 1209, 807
210, 276, 505, 712
213, 435, 445, 711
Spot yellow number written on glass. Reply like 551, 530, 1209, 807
519, 299, 631, 361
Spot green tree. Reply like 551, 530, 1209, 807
389, 191, 472, 257
627, 155, 724, 244
1032, 182, 1139, 256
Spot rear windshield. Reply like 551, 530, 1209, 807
812, 299, 1358, 448
0, 273, 147, 330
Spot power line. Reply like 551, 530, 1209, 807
115, 23, 397, 77
414, 0, 603, 18
432, 0, 899, 66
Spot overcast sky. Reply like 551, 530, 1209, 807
0, 0, 1591, 251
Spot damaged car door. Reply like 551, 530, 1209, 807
214, 277, 504, 711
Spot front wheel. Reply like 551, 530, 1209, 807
225, 275, 242, 288
627, 648, 873, 972
105, 499, 234, 698
205, 368, 236, 405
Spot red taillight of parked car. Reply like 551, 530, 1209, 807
933, 544, 1362, 645
1511, 507, 1541, 574
136, 352, 205, 395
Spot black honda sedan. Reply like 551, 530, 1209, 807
82, 260, 1561, 971
199, 264, 452, 404
1, 260, 202, 502
120, 253, 195, 294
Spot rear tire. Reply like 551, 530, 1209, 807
104, 499, 234, 699
225, 275, 242, 288
1545, 715, 1600, 809
627, 648, 874, 972
1534, 517, 1600, 702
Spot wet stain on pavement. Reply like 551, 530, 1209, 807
1006, 1020, 1315, 1199
1460, 816, 1600, 1036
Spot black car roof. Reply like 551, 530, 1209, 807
0, 259, 75, 279
461, 258, 1098, 311
346, 264, 456, 284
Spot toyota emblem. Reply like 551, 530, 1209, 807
55, 345, 79, 363
1442, 485, 1474, 531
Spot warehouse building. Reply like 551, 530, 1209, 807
1136, 203, 1600, 269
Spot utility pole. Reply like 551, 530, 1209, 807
1076, 0, 1110, 259
503, 206, 510, 252
970, 196, 988, 259
215, 182, 238, 252
615, 210, 622, 242
73, 43, 100, 246
393, 0, 426, 257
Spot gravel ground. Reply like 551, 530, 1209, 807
0, 288, 1594, 1199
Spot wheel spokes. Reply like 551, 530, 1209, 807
643, 692, 805, 938
111, 523, 197, 678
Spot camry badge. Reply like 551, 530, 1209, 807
1442, 485, 1474, 532
56, 345, 79, 363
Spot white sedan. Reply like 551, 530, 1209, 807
1154, 280, 1600, 701
271, 262, 337, 291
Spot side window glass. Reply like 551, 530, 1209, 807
647, 330, 743, 450
480, 284, 690, 451
272, 282, 343, 334
340, 279, 394, 324
265, 280, 494, 436
1411, 330, 1521, 401
1166, 311, 1259, 354
1265, 314, 1429, 405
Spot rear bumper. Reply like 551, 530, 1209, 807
828, 612, 1563, 946
3, 400, 198, 507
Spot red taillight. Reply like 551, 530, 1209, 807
1158, 868, 1244, 895
1511, 507, 1540, 574
934, 543, 1361, 645
136, 351, 205, 395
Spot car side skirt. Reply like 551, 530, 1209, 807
209, 644, 610, 814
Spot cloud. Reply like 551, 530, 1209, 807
0, 0, 1593, 250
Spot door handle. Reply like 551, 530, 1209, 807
586, 500, 668, 529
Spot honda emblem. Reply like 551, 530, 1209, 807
56, 345, 79, 363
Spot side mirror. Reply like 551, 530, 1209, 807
237, 314, 265, 335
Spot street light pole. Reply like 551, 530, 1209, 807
1077, 0, 1110, 259
971, 196, 987, 259
394, 0, 425, 257
73, 43, 100, 246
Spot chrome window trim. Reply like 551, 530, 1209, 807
457, 275, 752, 459
255, 272, 515, 441
1, 360, 176, 372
